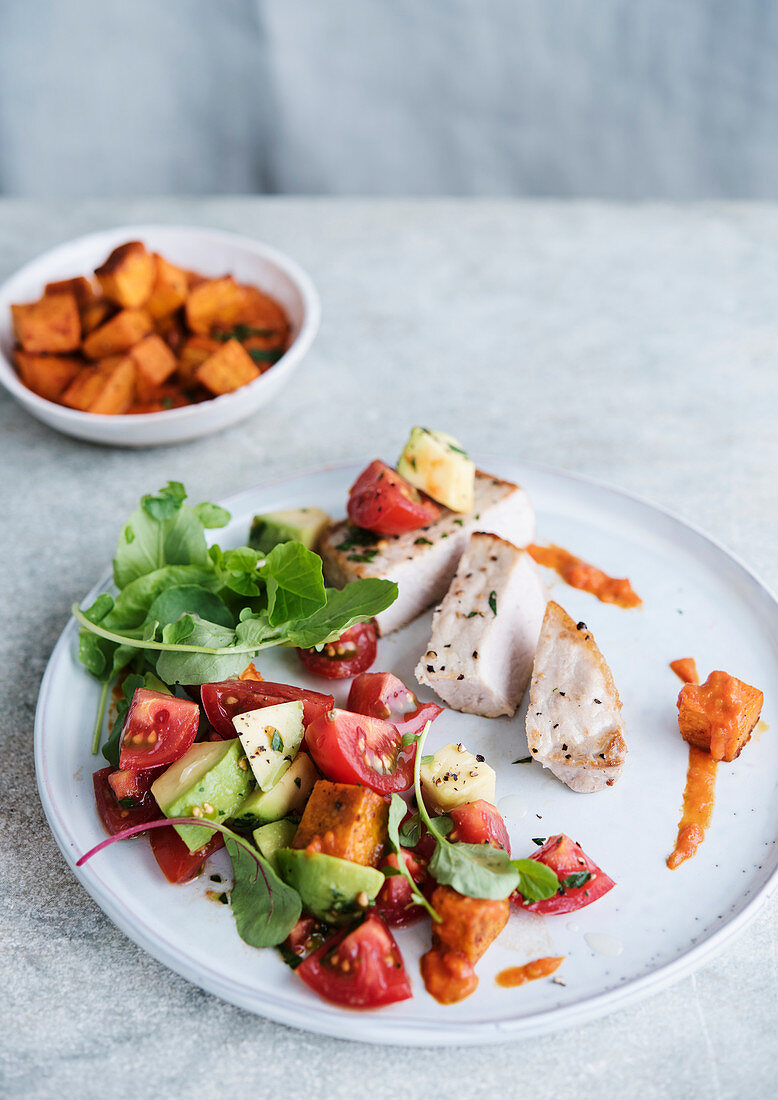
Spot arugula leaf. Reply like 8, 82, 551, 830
141, 481, 187, 520
148, 585, 233, 630
397, 811, 422, 848
226, 837, 301, 948
155, 615, 243, 685
210, 545, 264, 597
113, 486, 209, 589
284, 580, 398, 649
83, 593, 114, 624
511, 858, 560, 902
192, 502, 231, 529
386, 795, 440, 922
260, 542, 327, 627
107, 565, 219, 630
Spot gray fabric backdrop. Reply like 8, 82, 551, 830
1, 0, 777, 198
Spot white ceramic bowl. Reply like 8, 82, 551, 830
0, 225, 320, 447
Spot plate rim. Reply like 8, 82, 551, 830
34, 457, 778, 1045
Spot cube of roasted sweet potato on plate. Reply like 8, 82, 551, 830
82, 308, 152, 359
88, 356, 136, 414
12, 293, 81, 353
129, 334, 177, 399
428, 885, 510, 963
293, 780, 389, 867
145, 254, 188, 319
95, 241, 155, 308
678, 669, 763, 762
14, 351, 82, 402
194, 338, 259, 395
45, 276, 95, 308
185, 276, 246, 334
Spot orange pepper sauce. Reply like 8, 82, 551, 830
670, 657, 698, 685
496, 956, 564, 988
527, 544, 641, 609
667, 658, 716, 870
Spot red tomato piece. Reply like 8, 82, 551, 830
118, 689, 199, 771
285, 917, 323, 960
107, 767, 160, 804
305, 707, 415, 794
297, 915, 412, 1008
347, 460, 441, 536
514, 834, 615, 915
93, 767, 160, 836
149, 825, 225, 885
199, 679, 334, 738
348, 672, 443, 736
296, 620, 377, 680
448, 800, 511, 855
376, 849, 427, 926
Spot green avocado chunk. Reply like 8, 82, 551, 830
253, 819, 298, 871
275, 848, 384, 924
230, 751, 317, 831
151, 738, 254, 852
249, 507, 331, 554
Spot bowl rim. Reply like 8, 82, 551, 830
0, 223, 321, 427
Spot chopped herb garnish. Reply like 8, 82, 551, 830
512, 756, 533, 764
414, 537, 433, 546
561, 871, 591, 890
270, 730, 283, 753
532, 837, 547, 846
249, 348, 284, 364
466, 611, 479, 618
347, 549, 379, 563
336, 527, 378, 552
453, 518, 464, 526
421, 754, 435, 765
213, 324, 276, 342
488, 590, 498, 615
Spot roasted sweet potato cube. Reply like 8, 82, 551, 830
678, 670, 763, 762
45, 276, 95, 308
129, 334, 177, 399
235, 284, 289, 338
81, 299, 113, 335
12, 293, 81, 353
14, 351, 82, 402
429, 886, 509, 963
146, 254, 188, 319
292, 781, 389, 867
61, 365, 111, 411
95, 241, 155, 308
194, 338, 259, 395
88, 356, 136, 414
82, 308, 152, 359
185, 276, 246, 335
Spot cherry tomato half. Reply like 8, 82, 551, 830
448, 800, 511, 855
297, 621, 377, 681
297, 915, 412, 1008
93, 767, 160, 836
107, 767, 161, 805
512, 833, 615, 915
149, 825, 225, 885
376, 849, 427, 927
347, 671, 443, 737
200, 679, 334, 739
347, 460, 441, 536
305, 708, 415, 794
118, 689, 199, 771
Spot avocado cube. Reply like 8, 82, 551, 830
397, 426, 475, 512
233, 700, 304, 792
249, 507, 331, 554
253, 818, 298, 870
275, 848, 384, 923
230, 752, 317, 830
151, 739, 253, 852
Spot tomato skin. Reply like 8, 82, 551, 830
285, 917, 322, 960
347, 672, 443, 736
513, 834, 615, 915
448, 800, 511, 855
347, 460, 441, 536
107, 767, 161, 804
305, 708, 415, 794
118, 689, 199, 771
297, 915, 412, 1008
376, 850, 427, 926
93, 767, 160, 836
149, 825, 225, 885
296, 621, 378, 680
199, 680, 334, 738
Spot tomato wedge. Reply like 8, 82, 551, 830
296, 620, 377, 680
448, 800, 511, 855
200, 679, 334, 738
305, 708, 415, 793
297, 915, 412, 1008
347, 460, 440, 536
347, 672, 443, 736
107, 767, 161, 804
375, 849, 427, 926
93, 767, 160, 836
149, 825, 225, 885
118, 689, 199, 771
513, 834, 615, 914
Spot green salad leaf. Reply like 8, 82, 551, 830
226, 837, 302, 948
512, 859, 560, 902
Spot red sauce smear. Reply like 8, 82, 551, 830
496, 956, 564, 988
670, 657, 698, 684
667, 746, 718, 869
528, 544, 642, 608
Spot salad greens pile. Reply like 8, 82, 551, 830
75, 481, 397, 752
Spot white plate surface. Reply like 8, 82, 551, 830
34, 459, 778, 1045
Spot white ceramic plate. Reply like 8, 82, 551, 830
0, 225, 320, 446
34, 459, 778, 1045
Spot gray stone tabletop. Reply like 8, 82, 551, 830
1, 198, 777, 1098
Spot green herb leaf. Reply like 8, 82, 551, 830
386, 795, 440, 922
488, 590, 498, 616
148, 585, 233, 630
226, 837, 301, 948
414, 537, 433, 546
271, 730, 284, 753
283, 580, 397, 649
398, 811, 422, 848
511, 858, 560, 902
561, 871, 591, 890
113, 489, 209, 589
260, 542, 327, 627
193, 502, 231, 529
142, 481, 187, 520
429, 840, 518, 900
